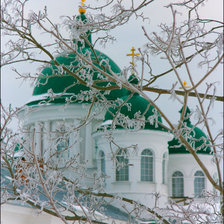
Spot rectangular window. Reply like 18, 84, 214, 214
172, 171, 184, 197
141, 149, 153, 182
116, 151, 129, 181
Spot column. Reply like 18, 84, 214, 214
43, 121, 50, 161
155, 155, 162, 193
85, 122, 93, 168
35, 122, 42, 157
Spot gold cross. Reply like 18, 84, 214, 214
126, 47, 140, 74
79, 0, 86, 13
180, 81, 191, 89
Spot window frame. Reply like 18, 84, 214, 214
56, 137, 70, 159
140, 149, 154, 182
172, 171, 184, 197
116, 149, 129, 181
194, 170, 205, 198
99, 150, 106, 175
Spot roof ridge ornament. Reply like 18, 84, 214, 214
79, 0, 86, 14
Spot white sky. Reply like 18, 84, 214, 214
1, 0, 223, 135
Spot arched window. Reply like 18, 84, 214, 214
194, 171, 205, 198
162, 153, 167, 184
116, 149, 129, 181
99, 150, 105, 174
56, 138, 69, 159
172, 171, 184, 197
55, 124, 70, 159
141, 149, 153, 181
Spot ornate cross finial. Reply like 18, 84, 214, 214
126, 47, 140, 74
180, 81, 191, 89
79, 0, 86, 14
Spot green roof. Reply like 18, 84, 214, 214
168, 107, 211, 154
27, 13, 128, 106
104, 93, 166, 131
128, 74, 139, 85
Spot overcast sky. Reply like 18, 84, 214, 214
1, 0, 223, 135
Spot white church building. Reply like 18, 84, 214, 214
1, 7, 217, 224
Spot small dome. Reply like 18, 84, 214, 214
168, 107, 211, 154
128, 74, 139, 85
27, 13, 128, 106
104, 93, 166, 131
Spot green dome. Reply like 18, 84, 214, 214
27, 13, 128, 106
104, 93, 166, 131
168, 107, 211, 154
27, 49, 128, 106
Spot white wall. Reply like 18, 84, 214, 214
168, 154, 216, 198
1, 203, 63, 224
94, 129, 173, 208
1, 203, 127, 224
17, 103, 104, 187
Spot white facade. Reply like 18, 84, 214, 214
93, 129, 172, 208
168, 154, 216, 198
18, 102, 217, 204
2, 96, 217, 224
